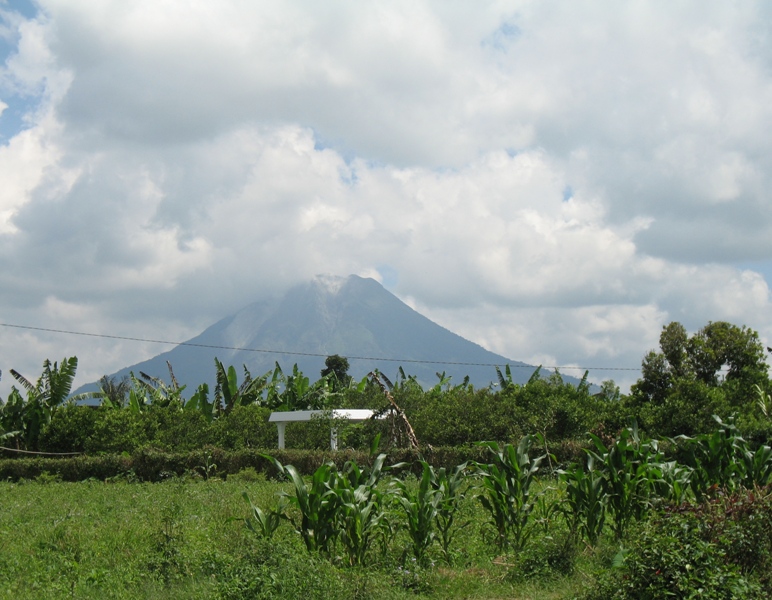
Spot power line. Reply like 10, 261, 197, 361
0, 446, 84, 456
0, 322, 642, 372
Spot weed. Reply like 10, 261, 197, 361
149, 501, 187, 584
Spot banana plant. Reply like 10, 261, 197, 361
260, 362, 286, 409
495, 364, 517, 392
279, 364, 315, 410
276, 364, 336, 411
0, 388, 25, 447
430, 371, 452, 395
0, 387, 23, 447
127, 376, 149, 414
526, 366, 543, 386
7, 357, 80, 449
213, 359, 283, 413
377, 368, 423, 396
755, 384, 771, 419
184, 383, 214, 422
10, 357, 79, 409
214, 359, 239, 413
130, 362, 186, 409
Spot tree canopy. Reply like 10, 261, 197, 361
321, 355, 351, 391
628, 321, 769, 436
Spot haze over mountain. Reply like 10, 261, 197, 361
75, 275, 572, 395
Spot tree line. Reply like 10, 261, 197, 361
1, 321, 770, 455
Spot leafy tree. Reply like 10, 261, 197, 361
628, 321, 769, 436
320, 355, 352, 392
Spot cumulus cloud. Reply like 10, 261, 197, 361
1, 1, 772, 396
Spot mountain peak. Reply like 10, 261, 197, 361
312, 274, 349, 295
75, 274, 545, 395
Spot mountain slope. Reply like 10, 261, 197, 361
76, 274, 545, 394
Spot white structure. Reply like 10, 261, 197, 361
268, 409, 376, 450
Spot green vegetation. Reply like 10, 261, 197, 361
1, 319, 772, 598
2, 427, 772, 599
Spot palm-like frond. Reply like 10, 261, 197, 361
44, 357, 78, 407
9, 369, 36, 395
527, 366, 542, 385
167, 361, 180, 391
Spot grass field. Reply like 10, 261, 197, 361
0, 474, 597, 599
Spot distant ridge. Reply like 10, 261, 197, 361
75, 275, 554, 394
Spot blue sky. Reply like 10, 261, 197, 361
1, 1, 772, 397
0, 1, 36, 142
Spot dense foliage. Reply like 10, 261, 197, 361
1, 319, 771, 598
3, 420, 772, 598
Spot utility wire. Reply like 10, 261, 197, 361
0, 322, 641, 372
0, 446, 84, 456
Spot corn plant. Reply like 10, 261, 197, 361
657, 460, 693, 506
755, 383, 771, 419
392, 461, 442, 565
474, 436, 546, 552
532, 487, 560, 533
242, 493, 287, 539
334, 452, 390, 566
740, 443, 772, 488
433, 462, 469, 563
263, 455, 340, 554
678, 415, 746, 501
587, 421, 663, 540
559, 453, 607, 547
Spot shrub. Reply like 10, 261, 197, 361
408, 387, 519, 447
702, 487, 772, 594
39, 404, 98, 453
582, 501, 764, 599
210, 538, 351, 600
85, 409, 152, 454
210, 404, 275, 450
144, 407, 214, 452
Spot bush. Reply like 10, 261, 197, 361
408, 387, 520, 446
85, 409, 152, 454
144, 407, 215, 452
210, 404, 275, 450
210, 538, 352, 600
582, 501, 763, 599
504, 533, 578, 582
39, 405, 98, 453
703, 487, 772, 594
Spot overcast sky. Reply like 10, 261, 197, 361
1, 0, 771, 398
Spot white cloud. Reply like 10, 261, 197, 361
2, 1, 772, 398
